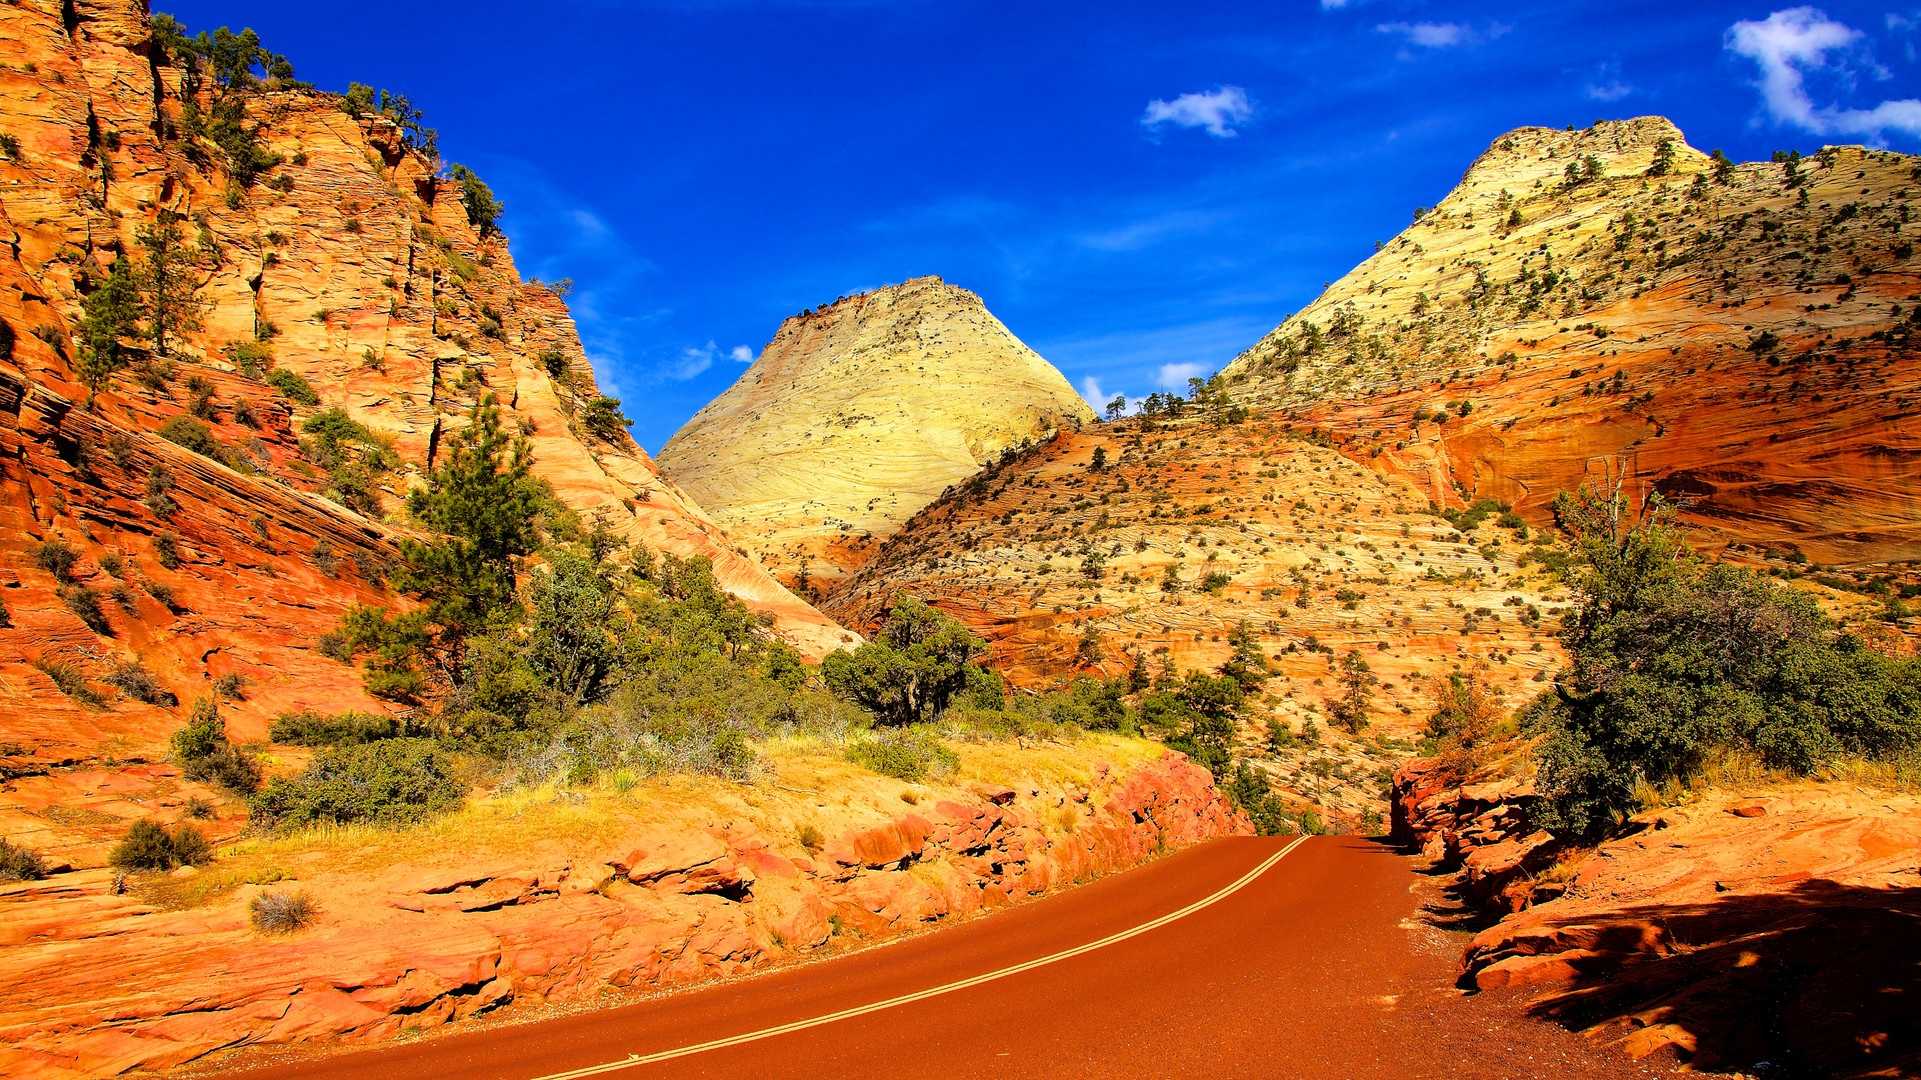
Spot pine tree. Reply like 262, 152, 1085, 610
1711, 148, 1736, 185
76, 253, 142, 403
1645, 138, 1675, 178
137, 213, 204, 357
391, 396, 543, 679
1330, 649, 1377, 733
1220, 620, 1270, 690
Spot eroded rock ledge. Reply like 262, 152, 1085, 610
1391, 756, 1921, 1075
0, 751, 1246, 1078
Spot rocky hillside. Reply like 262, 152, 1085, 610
820, 121, 1921, 832
1222, 117, 1921, 565
655, 276, 1094, 596
0, 0, 852, 775
819, 410, 1576, 828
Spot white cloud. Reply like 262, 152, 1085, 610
1727, 7, 1921, 139
1141, 86, 1254, 138
729, 344, 755, 363
1157, 361, 1206, 389
668, 340, 721, 380
1078, 376, 1109, 412
1376, 21, 1472, 48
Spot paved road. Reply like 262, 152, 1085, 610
211, 836, 1651, 1080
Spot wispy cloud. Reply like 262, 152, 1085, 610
1584, 60, 1634, 101
729, 344, 755, 363
1375, 20, 1509, 59
1142, 86, 1255, 138
1076, 209, 1227, 253
1377, 22, 1472, 48
1727, 7, 1921, 139
669, 340, 724, 380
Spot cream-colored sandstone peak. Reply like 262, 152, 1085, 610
656, 276, 1096, 593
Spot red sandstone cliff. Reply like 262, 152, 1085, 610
0, 0, 854, 781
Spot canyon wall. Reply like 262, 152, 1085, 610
0, 0, 853, 783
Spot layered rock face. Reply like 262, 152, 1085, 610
0, 0, 851, 780
1390, 756, 1921, 1076
1222, 118, 1921, 565
821, 415, 1575, 827
0, 748, 1246, 1078
655, 276, 1095, 595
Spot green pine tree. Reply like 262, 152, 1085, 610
391, 395, 543, 679
76, 253, 142, 404
137, 213, 204, 357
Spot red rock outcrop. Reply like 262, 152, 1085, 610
0, 0, 853, 779
0, 750, 1247, 1078
1391, 756, 1921, 1076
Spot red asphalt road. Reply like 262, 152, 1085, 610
210, 836, 1643, 1080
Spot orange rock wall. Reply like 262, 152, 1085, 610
0, 752, 1246, 1078
0, 0, 853, 776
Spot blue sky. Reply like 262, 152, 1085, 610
165, 1, 1921, 453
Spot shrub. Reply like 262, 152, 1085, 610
1535, 490, 1921, 837
265, 367, 319, 406
845, 728, 958, 782
316, 632, 353, 662
0, 838, 45, 882
795, 823, 824, 851
226, 340, 272, 376
212, 672, 246, 700
143, 466, 177, 517
104, 659, 178, 706
153, 532, 181, 569
35, 539, 79, 577
31, 656, 104, 707
268, 709, 396, 746
183, 796, 216, 819
249, 889, 316, 933
536, 349, 568, 379
158, 414, 220, 457
171, 699, 262, 794
108, 820, 179, 870
63, 586, 112, 634
168, 824, 212, 865
142, 578, 176, 607
247, 738, 463, 830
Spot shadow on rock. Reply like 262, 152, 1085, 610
1473, 879, 1921, 1078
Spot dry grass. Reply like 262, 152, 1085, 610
1633, 746, 1921, 813
197, 734, 1172, 894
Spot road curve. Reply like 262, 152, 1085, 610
207, 836, 1651, 1080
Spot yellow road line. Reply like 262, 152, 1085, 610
525, 836, 1309, 1080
